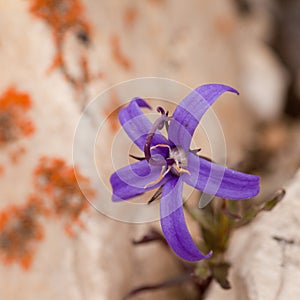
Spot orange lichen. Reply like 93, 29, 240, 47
0, 196, 44, 270
33, 157, 95, 236
9, 145, 26, 164
0, 87, 35, 147
29, 0, 94, 91
30, 0, 90, 30
110, 34, 132, 70
0, 156, 94, 269
102, 91, 122, 133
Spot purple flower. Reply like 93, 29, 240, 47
110, 84, 260, 261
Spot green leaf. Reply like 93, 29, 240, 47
262, 189, 285, 211
211, 262, 231, 290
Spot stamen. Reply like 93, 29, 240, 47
168, 146, 190, 176
169, 146, 188, 168
150, 144, 171, 151
173, 165, 191, 175
144, 165, 171, 188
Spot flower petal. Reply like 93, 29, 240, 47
119, 97, 168, 150
183, 153, 260, 200
160, 177, 212, 261
110, 159, 169, 202
168, 84, 239, 150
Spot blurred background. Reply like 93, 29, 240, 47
0, 0, 300, 299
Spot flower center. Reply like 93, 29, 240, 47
144, 145, 190, 188
169, 146, 189, 176
142, 107, 190, 189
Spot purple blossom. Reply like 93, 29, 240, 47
110, 84, 260, 262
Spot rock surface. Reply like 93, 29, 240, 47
207, 168, 300, 300
0, 0, 291, 299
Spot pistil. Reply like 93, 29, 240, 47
144, 108, 172, 163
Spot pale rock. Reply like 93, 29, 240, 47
0, 1, 133, 299
207, 169, 300, 300
0, 0, 286, 299
236, 0, 288, 121
238, 41, 288, 121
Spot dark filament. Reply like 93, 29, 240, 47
147, 186, 163, 204
129, 154, 145, 161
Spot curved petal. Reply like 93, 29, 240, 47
110, 159, 170, 202
160, 177, 212, 261
168, 84, 239, 150
119, 97, 169, 150
182, 153, 260, 200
